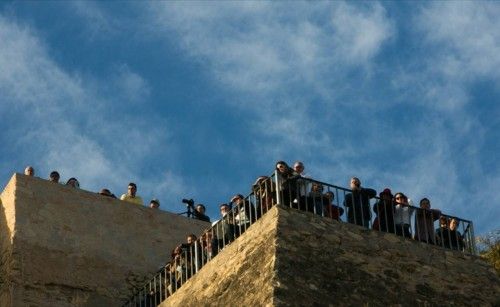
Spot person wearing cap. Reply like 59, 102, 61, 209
343, 177, 376, 228
414, 198, 441, 244
24, 166, 35, 177
150, 199, 160, 209
120, 182, 144, 206
373, 188, 396, 233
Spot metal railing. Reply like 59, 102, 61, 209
123, 171, 475, 306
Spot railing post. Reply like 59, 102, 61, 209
195, 240, 199, 273
274, 170, 281, 205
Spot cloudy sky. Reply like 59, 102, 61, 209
1, 1, 498, 236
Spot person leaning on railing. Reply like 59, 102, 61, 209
435, 217, 464, 251
200, 229, 218, 261
213, 203, 235, 249
167, 245, 184, 295
414, 198, 441, 244
306, 182, 328, 216
253, 176, 274, 218
324, 191, 344, 220
372, 188, 396, 233
231, 194, 256, 236
393, 192, 414, 239
293, 161, 311, 199
343, 177, 376, 228
275, 161, 300, 207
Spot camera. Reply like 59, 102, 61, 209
182, 198, 195, 207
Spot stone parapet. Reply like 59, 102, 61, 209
0, 174, 209, 306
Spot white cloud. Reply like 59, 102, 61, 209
418, 3, 500, 80
70, 1, 117, 40
149, 2, 394, 97
331, 2, 394, 64
396, 2, 500, 111
113, 64, 151, 103
147, 1, 395, 164
0, 15, 185, 210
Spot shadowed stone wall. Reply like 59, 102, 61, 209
160, 207, 279, 307
0, 174, 210, 307
165, 205, 500, 306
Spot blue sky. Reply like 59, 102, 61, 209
1, 1, 498, 236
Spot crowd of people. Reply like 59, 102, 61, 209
20, 163, 470, 306
22, 163, 468, 254
272, 160, 467, 250
122, 160, 470, 306
22, 165, 210, 220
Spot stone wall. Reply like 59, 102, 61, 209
160, 206, 279, 307
165, 205, 500, 306
0, 174, 210, 306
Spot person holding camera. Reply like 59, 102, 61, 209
182, 199, 210, 222
194, 204, 210, 222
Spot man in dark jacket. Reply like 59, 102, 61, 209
373, 188, 396, 233
343, 177, 376, 228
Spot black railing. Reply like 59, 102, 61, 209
123, 171, 475, 306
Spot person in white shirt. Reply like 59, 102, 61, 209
393, 192, 414, 239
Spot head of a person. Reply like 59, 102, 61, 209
173, 245, 183, 257
311, 182, 323, 193
196, 204, 206, 214
253, 176, 268, 190
379, 188, 393, 201
276, 161, 290, 173
439, 216, 448, 228
231, 194, 244, 206
24, 166, 35, 176
66, 177, 79, 188
202, 229, 213, 242
127, 183, 137, 196
150, 199, 160, 209
293, 161, 304, 174
49, 171, 60, 183
325, 191, 335, 201
394, 192, 408, 205
186, 234, 197, 245
449, 218, 459, 231
220, 203, 230, 217
99, 188, 113, 197
350, 177, 361, 190
419, 198, 431, 210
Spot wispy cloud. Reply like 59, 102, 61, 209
147, 2, 395, 158
0, 15, 185, 209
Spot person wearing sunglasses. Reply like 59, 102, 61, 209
393, 192, 414, 239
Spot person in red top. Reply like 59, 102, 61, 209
324, 191, 344, 220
